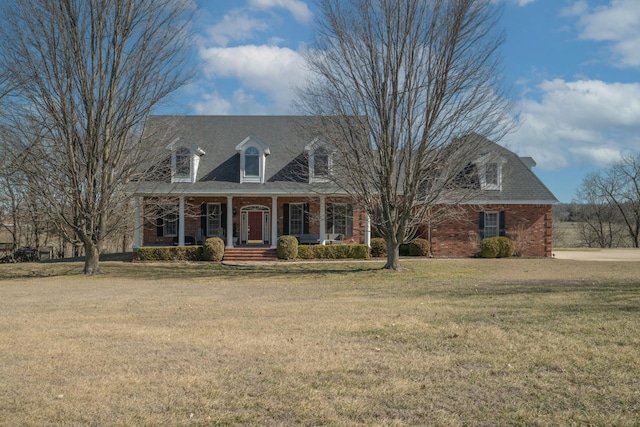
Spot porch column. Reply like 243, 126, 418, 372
178, 196, 185, 246
365, 212, 371, 247
319, 196, 326, 242
133, 197, 141, 249
271, 196, 278, 248
226, 196, 234, 248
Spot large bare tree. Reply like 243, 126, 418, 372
298, 0, 512, 269
0, 0, 193, 273
575, 154, 640, 248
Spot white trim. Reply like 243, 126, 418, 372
236, 135, 270, 184
226, 197, 234, 248
178, 196, 185, 246
167, 139, 205, 184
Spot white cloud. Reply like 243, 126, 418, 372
504, 79, 640, 170
560, 1, 588, 17
204, 9, 269, 47
573, 0, 640, 67
249, 0, 312, 23
197, 44, 309, 113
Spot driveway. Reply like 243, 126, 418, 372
553, 248, 640, 261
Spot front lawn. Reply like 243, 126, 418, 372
1, 259, 638, 426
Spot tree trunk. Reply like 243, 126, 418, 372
83, 242, 103, 275
384, 239, 402, 270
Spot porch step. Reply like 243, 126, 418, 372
223, 247, 278, 262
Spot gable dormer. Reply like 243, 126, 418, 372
473, 152, 507, 191
236, 135, 270, 184
305, 137, 336, 183
167, 138, 205, 183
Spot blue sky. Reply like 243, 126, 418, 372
168, 0, 640, 203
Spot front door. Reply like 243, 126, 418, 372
248, 211, 263, 243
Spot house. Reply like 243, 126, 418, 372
130, 116, 558, 257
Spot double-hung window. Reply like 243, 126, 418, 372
327, 203, 353, 236
289, 203, 305, 235
207, 203, 222, 236
479, 211, 506, 239
174, 147, 191, 180
245, 147, 260, 177
483, 212, 499, 238
163, 205, 179, 237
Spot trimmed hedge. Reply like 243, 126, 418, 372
277, 235, 298, 260
480, 236, 514, 258
372, 237, 430, 257
136, 246, 204, 261
370, 238, 387, 257
203, 237, 225, 262
297, 244, 370, 260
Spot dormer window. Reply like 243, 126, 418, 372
313, 147, 330, 178
485, 163, 499, 187
236, 135, 270, 184
305, 138, 335, 182
167, 139, 205, 184
175, 148, 191, 179
474, 154, 505, 191
245, 147, 260, 177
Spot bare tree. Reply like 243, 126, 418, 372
574, 173, 623, 248
298, 0, 512, 269
575, 154, 640, 248
0, 0, 193, 273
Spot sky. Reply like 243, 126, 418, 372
166, 0, 640, 203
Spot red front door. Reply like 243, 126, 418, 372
248, 211, 263, 242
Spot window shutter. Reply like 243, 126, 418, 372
157, 208, 164, 236
478, 212, 485, 240
221, 204, 227, 236
303, 203, 310, 234
201, 204, 207, 235
347, 205, 353, 236
499, 211, 506, 236
283, 203, 290, 235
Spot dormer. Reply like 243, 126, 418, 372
236, 135, 270, 184
305, 137, 336, 183
167, 138, 205, 183
473, 153, 506, 191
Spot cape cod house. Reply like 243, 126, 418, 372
131, 116, 557, 258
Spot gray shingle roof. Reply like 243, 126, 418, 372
133, 115, 557, 204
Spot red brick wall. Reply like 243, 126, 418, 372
426, 204, 553, 257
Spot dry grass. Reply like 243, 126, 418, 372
1, 258, 639, 426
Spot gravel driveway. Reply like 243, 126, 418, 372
553, 248, 640, 261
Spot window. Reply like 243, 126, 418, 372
162, 205, 179, 237
245, 147, 259, 177
289, 203, 305, 235
479, 211, 505, 239
207, 203, 222, 236
327, 203, 353, 236
486, 163, 499, 187
313, 147, 330, 178
174, 147, 191, 180
484, 212, 499, 238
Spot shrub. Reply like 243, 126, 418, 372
409, 238, 430, 257
370, 238, 387, 257
136, 246, 204, 261
496, 236, 514, 258
277, 235, 298, 260
203, 237, 224, 262
298, 244, 370, 260
480, 237, 514, 258
297, 245, 314, 259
